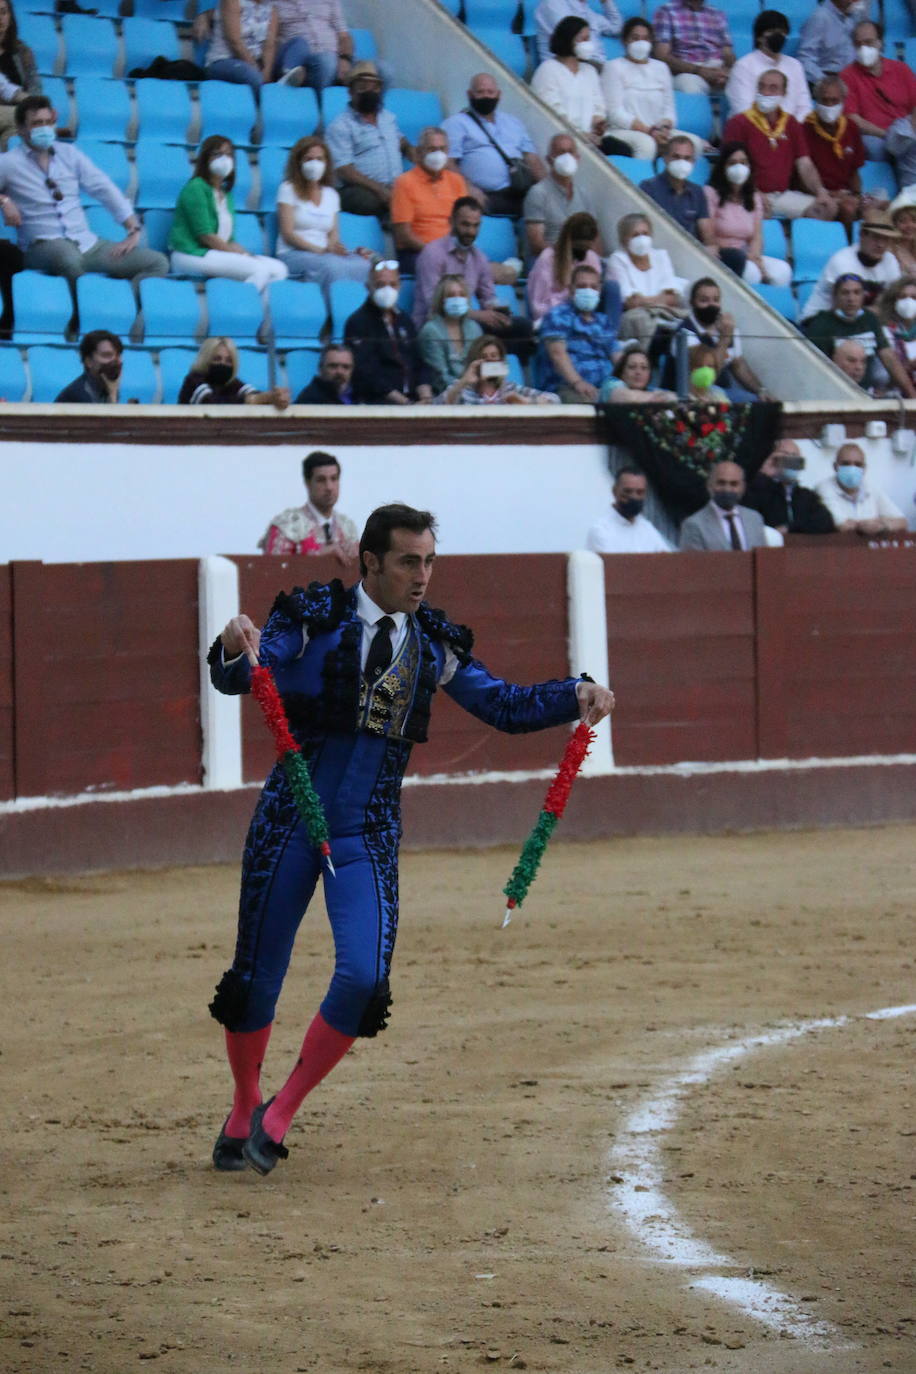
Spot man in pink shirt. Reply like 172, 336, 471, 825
840, 19, 916, 161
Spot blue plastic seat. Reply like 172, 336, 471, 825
463, 0, 517, 24
41, 75, 71, 129
132, 0, 187, 17
762, 218, 789, 261
20, 16, 60, 75
76, 273, 138, 337
122, 18, 180, 74
232, 152, 254, 210
0, 347, 29, 402
752, 282, 797, 322
233, 211, 265, 254
284, 347, 320, 397
141, 207, 173, 253
158, 345, 198, 402
135, 78, 193, 143
350, 29, 378, 59
475, 215, 518, 261
28, 345, 81, 401
474, 28, 528, 77
237, 347, 270, 391
674, 90, 713, 142
328, 278, 367, 334
13, 271, 73, 344
258, 145, 289, 211
140, 276, 202, 343
610, 154, 656, 184
73, 76, 132, 142
118, 348, 159, 402
493, 282, 522, 312
263, 208, 279, 254
321, 87, 348, 126
267, 279, 326, 348
61, 15, 118, 77
859, 161, 899, 198
259, 84, 320, 148
135, 141, 192, 208
791, 219, 846, 283
385, 90, 444, 146
79, 140, 133, 199
205, 277, 265, 345
198, 81, 256, 147
337, 211, 384, 254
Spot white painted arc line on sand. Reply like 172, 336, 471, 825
606, 1003, 916, 1346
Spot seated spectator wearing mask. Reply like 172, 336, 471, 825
434, 333, 560, 405
803, 273, 916, 397
179, 336, 290, 408
640, 135, 718, 249
722, 68, 837, 220
673, 277, 770, 401
679, 459, 768, 551
598, 345, 677, 403
875, 276, 916, 394
703, 142, 793, 285
800, 209, 903, 320
534, 0, 622, 64
55, 329, 124, 404
536, 261, 618, 402
687, 342, 730, 402
527, 210, 621, 329
815, 442, 906, 534
607, 210, 687, 354
324, 62, 414, 220
523, 132, 602, 259
531, 18, 630, 155
442, 73, 545, 219
390, 126, 469, 275
802, 76, 866, 234
275, 135, 371, 300
840, 19, 916, 162
725, 11, 812, 122
586, 466, 674, 551
602, 18, 702, 160
295, 343, 356, 405
653, 0, 735, 96
797, 0, 866, 91
890, 191, 916, 274
343, 258, 434, 405
417, 274, 483, 395
743, 439, 835, 534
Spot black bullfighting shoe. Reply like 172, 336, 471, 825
212, 1115, 250, 1172
242, 1098, 289, 1176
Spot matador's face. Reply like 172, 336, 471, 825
364, 529, 437, 614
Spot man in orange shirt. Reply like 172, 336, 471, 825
390, 126, 469, 272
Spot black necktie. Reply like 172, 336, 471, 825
724, 512, 742, 551
323, 521, 332, 542
364, 616, 395, 681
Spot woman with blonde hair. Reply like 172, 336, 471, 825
607, 209, 687, 352
435, 334, 559, 404
178, 336, 289, 408
417, 273, 483, 393
275, 134, 371, 297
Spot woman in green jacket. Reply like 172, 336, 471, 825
169, 134, 288, 293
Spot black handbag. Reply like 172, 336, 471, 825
465, 109, 536, 195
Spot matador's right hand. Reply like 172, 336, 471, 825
221, 614, 261, 664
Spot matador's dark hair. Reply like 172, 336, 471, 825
359, 504, 438, 576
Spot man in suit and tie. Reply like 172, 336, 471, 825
679, 459, 768, 551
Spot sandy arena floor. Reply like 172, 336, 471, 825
1, 826, 913, 1374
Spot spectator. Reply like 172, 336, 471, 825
803, 274, 916, 397
831, 336, 868, 386
411, 197, 532, 361
417, 274, 483, 393
840, 20, 916, 162
536, 261, 618, 401
725, 10, 812, 122
523, 132, 602, 259
703, 142, 793, 284
598, 344, 678, 402
653, 0, 735, 96
602, 17, 701, 160
343, 258, 434, 404
259, 449, 360, 558
800, 207, 903, 320
885, 108, 916, 194
275, 134, 371, 299
294, 342, 356, 404
890, 190, 916, 272
434, 334, 560, 405
815, 442, 906, 533
722, 68, 837, 220
169, 134, 288, 292
534, 0, 622, 64
678, 459, 768, 549
442, 73, 545, 219
640, 134, 717, 247
271, 0, 360, 95
527, 210, 616, 325
205, 0, 297, 96
675, 276, 769, 401
743, 439, 835, 533
797, 0, 864, 89
874, 275, 916, 393
0, 0, 39, 151
687, 341, 729, 401
54, 330, 123, 403
324, 62, 413, 220
802, 75, 866, 231
178, 336, 289, 408
390, 126, 468, 274
586, 466, 674, 550
607, 210, 687, 353
531, 18, 621, 154
0, 95, 167, 283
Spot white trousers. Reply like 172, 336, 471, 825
170, 248, 289, 293
742, 255, 793, 286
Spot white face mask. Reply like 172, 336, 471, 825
856, 43, 880, 66
573, 39, 597, 59
372, 284, 399, 310
896, 295, 916, 320
209, 154, 234, 179
755, 93, 781, 114
816, 102, 843, 123
301, 158, 326, 181
423, 149, 448, 172
552, 151, 578, 178
725, 161, 751, 185
628, 233, 653, 256
627, 39, 652, 61
667, 157, 694, 181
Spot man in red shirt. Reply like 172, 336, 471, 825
803, 74, 866, 230
723, 68, 837, 219
840, 19, 916, 161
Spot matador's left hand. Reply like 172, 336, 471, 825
576, 681, 615, 725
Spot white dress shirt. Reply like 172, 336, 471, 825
530, 58, 607, 136
607, 247, 687, 299
601, 55, 677, 131
0, 141, 134, 252
586, 506, 673, 553
815, 476, 904, 525
725, 49, 813, 122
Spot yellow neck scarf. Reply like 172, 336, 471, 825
744, 105, 790, 146
805, 110, 850, 160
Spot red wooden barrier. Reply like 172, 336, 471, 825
0, 564, 12, 800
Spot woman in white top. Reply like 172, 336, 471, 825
607, 210, 687, 352
275, 135, 372, 298
601, 18, 702, 160
530, 16, 610, 150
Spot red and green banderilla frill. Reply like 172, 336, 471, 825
250, 663, 335, 877
501, 720, 595, 926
